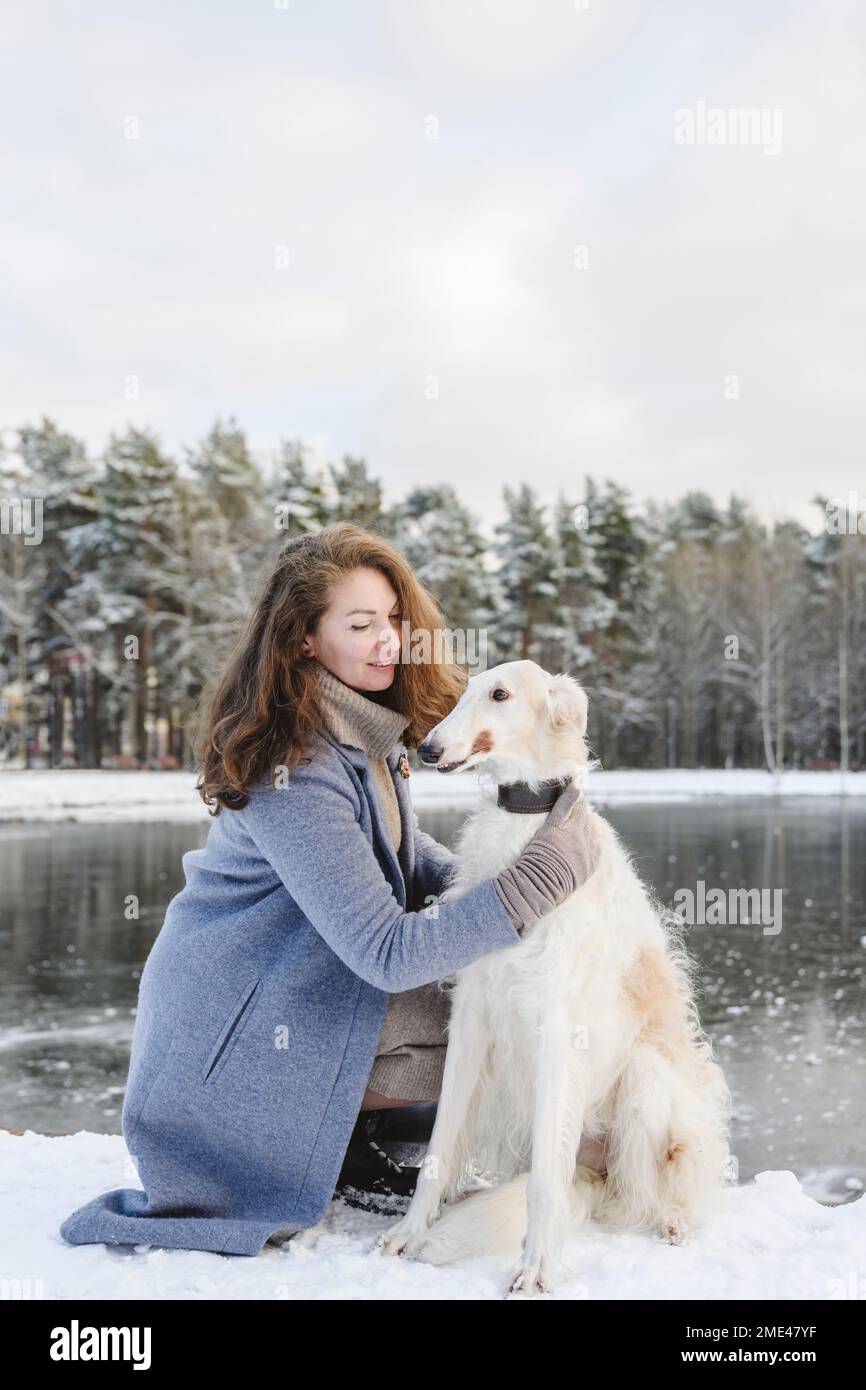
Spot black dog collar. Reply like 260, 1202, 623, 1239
497, 777, 573, 814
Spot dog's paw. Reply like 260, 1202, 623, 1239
375, 1227, 411, 1256
505, 1258, 556, 1297
376, 1226, 427, 1258
659, 1216, 692, 1245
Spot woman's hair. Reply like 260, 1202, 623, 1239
193, 522, 468, 814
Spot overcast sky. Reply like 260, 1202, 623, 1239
2, 0, 864, 533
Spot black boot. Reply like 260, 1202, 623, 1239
375, 1100, 438, 1146
333, 1102, 438, 1216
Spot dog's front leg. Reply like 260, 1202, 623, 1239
377, 988, 490, 1258
506, 1003, 584, 1297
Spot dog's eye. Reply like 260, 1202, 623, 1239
491, 687, 510, 701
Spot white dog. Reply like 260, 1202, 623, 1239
377, 661, 732, 1296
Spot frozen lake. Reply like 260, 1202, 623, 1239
1, 796, 863, 1206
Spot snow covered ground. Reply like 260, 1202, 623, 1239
3, 1130, 864, 1300
1, 767, 864, 823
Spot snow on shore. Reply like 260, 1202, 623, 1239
2, 1130, 863, 1300
1, 767, 864, 824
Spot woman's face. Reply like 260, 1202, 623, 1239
302, 566, 402, 692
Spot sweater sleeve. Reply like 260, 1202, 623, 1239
238, 768, 520, 992
411, 813, 459, 910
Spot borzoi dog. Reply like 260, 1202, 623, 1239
377, 660, 732, 1296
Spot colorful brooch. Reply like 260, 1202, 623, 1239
397, 751, 411, 779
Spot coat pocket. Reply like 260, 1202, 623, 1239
201, 978, 263, 1085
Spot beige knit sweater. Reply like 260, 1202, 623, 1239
309, 658, 450, 1101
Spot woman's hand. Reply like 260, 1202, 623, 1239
491, 781, 601, 933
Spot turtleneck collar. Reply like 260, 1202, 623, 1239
309, 657, 410, 758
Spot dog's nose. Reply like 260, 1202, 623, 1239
417, 738, 442, 766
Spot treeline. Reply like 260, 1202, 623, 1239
0, 415, 863, 772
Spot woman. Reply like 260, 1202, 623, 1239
59, 523, 601, 1256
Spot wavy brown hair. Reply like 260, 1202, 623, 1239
193, 522, 469, 814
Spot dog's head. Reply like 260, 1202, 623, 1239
417, 660, 590, 785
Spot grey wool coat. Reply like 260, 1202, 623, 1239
58, 727, 522, 1256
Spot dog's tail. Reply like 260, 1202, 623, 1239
408, 1167, 606, 1266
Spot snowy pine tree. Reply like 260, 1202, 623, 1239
491, 483, 560, 667
398, 485, 500, 669
271, 438, 330, 537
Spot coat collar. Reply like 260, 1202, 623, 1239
316, 726, 403, 772
314, 729, 414, 909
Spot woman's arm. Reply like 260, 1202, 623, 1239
238, 766, 520, 993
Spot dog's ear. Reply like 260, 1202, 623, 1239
547, 673, 588, 737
